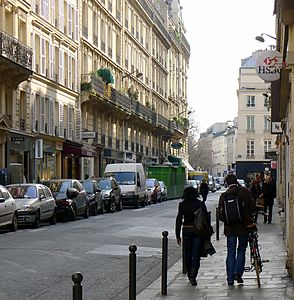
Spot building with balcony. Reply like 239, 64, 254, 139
0, 1, 33, 184
80, 0, 190, 177
235, 51, 276, 184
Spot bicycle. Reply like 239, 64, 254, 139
244, 212, 269, 287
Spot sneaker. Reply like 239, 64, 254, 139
234, 274, 244, 284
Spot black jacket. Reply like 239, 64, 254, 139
175, 198, 210, 239
199, 182, 209, 196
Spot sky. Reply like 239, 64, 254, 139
180, 0, 276, 133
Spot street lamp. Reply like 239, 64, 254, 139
178, 110, 192, 116
255, 33, 276, 43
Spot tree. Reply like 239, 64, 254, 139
187, 110, 200, 168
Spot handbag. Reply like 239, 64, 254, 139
256, 196, 265, 208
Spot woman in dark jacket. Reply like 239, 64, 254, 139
175, 186, 210, 286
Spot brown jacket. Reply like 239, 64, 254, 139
218, 184, 255, 236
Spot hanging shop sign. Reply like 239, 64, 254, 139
255, 50, 283, 81
171, 142, 183, 149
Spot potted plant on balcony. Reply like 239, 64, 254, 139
81, 82, 92, 91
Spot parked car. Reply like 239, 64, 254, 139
80, 179, 104, 215
42, 179, 89, 221
159, 181, 168, 201
0, 185, 18, 231
96, 177, 122, 212
146, 178, 161, 204
6, 184, 57, 228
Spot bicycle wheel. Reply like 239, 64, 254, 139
253, 255, 261, 288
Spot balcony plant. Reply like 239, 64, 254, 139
81, 82, 92, 91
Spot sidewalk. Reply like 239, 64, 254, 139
138, 205, 294, 299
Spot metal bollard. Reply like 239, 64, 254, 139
72, 272, 83, 300
161, 231, 168, 296
216, 207, 219, 240
129, 244, 137, 300
182, 228, 187, 274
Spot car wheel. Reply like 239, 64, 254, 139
32, 211, 40, 228
49, 211, 57, 225
83, 205, 90, 218
9, 213, 18, 231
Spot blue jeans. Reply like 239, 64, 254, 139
183, 230, 204, 275
226, 234, 248, 283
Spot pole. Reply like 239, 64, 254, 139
216, 207, 219, 241
161, 231, 168, 295
129, 244, 137, 300
72, 272, 83, 300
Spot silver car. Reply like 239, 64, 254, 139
0, 185, 18, 231
6, 184, 57, 228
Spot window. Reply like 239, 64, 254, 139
246, 140, 255, 157
247, 116, 255, 131
264, 116, 271, 131
264, 140, 272, 153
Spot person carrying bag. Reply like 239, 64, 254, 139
175, 186, 215, 286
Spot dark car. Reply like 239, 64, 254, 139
96, 177, 122, 213
80, 179, 104, 215
146, 178, 161, 204
42, 179, 89, 221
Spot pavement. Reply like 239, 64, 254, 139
137, 204, 294, 299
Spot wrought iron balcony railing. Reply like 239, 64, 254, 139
0, 31, 32, 70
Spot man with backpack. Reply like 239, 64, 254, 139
218, 174, 255, 286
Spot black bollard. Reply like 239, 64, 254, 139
129, 244, 137, 300
182, 228, 187, 274
161, 231, 168, 296
72, 272, 83, 300
216, 207, 219, 241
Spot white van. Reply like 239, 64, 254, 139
104, 163, 147, 208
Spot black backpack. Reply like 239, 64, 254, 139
222, 188, 244, 225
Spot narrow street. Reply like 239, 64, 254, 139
0, 190, 221, 300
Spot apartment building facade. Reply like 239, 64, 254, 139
235, 51, 276, 184
0, 0, 190, 183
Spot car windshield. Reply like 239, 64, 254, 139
146, 180, 155, 188
7, 186, 37, 199
105, 172, 135, 185
97, 179, 111, 190
81, 180, 93, 193
44, 181, 71, 193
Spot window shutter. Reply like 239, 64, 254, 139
49, 42, 54, 80
74, 8, 79, 41
41, 38, 46, 75
59, 48, 64, 84
51, 0, 55, 26
74, 55, 78, 91
32, 93, 36, 132
58, 0, 64, 32
40, 96, 45, 132
44, 0, 49, 20
48, 97, 54, 135
68, 4, 72, 38
68, 105, 73, 140
31, 32, 35, 70
75, 109, 81, 141
59, 102, 64, 137
68, 55, 72, 90
41, 0, 45, 17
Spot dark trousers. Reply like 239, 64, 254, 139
201, 193, 208, 202
183, 230, 204, 276
264, 199, 274, 223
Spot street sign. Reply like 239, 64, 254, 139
82, 132, 96, 139
271, 122, 283, 134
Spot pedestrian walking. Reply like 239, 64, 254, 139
199, 179, 209, 202
218, 174, 255, 286
175, 186, 212, 286
261, 175, 276, 224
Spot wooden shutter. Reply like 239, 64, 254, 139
40, 96, 45, 132
58, 0, 64, 32
75, 109, 81, 141
68, 105, 73, 140
59, 102, 64, 137
48, 97, 54, 135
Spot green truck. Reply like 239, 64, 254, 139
146, 165, 186, 200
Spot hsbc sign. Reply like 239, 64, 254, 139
255, 50, 283, 81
